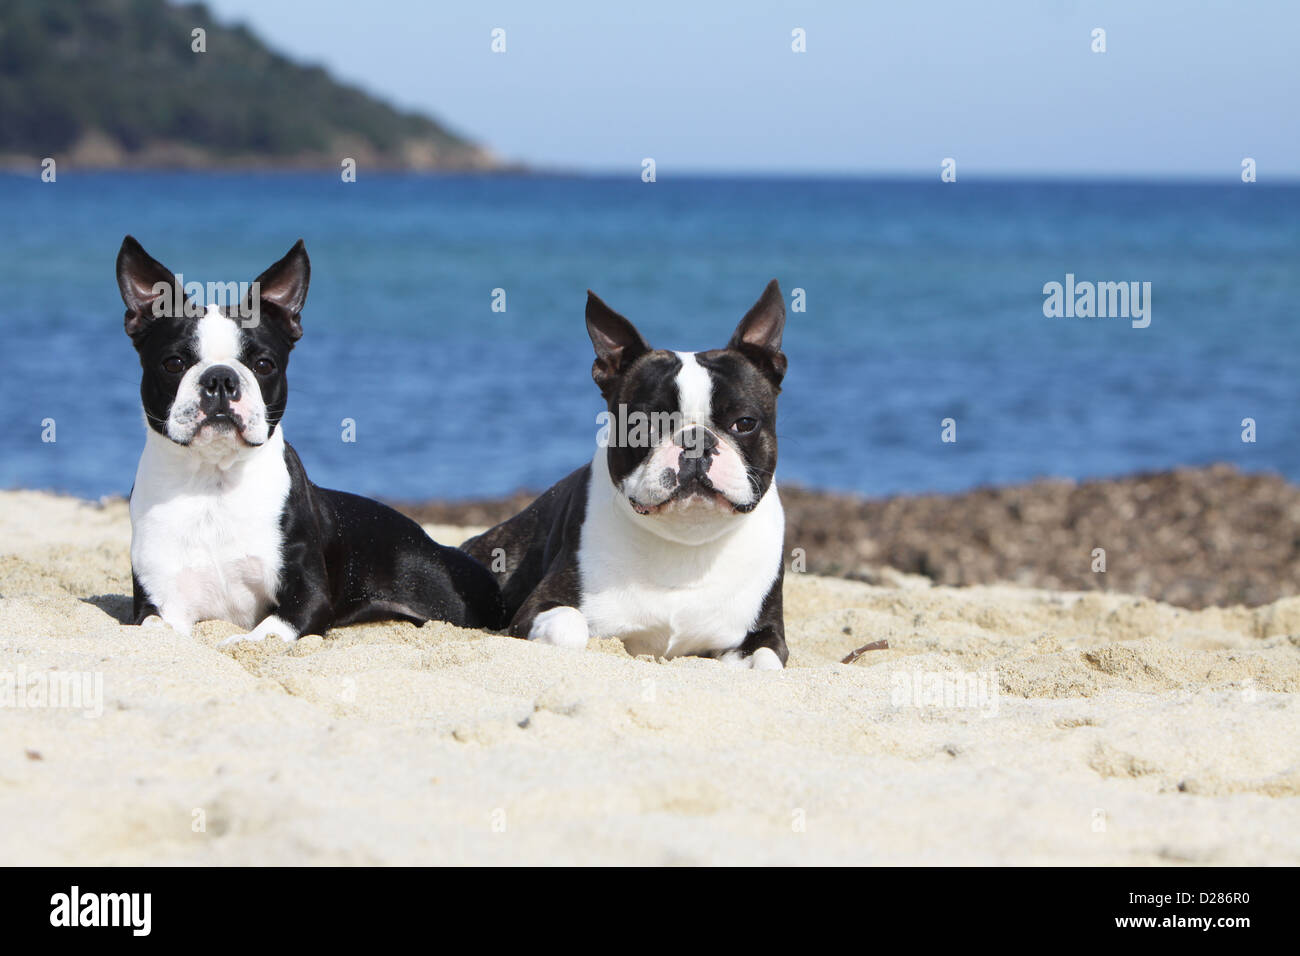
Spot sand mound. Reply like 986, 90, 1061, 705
1, 491, 1297, 864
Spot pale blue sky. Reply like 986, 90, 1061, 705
206, 0, 1299, 178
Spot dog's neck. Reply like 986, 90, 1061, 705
139, 423, 284, 488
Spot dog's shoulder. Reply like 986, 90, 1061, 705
462, 462, 592, 565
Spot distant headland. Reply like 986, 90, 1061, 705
0, 0, 506, 172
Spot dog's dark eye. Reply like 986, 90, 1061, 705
731, 417, 759, 434
253, 358, 276, 376
162, 356, 185, 375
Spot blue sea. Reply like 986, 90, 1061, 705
1, 173, 1296, 502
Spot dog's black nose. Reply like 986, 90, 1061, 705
675, 426, 718, 461
199, 365, 240, 405
676, 428, 718, 482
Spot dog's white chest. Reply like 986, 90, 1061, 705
130, 430, 290, 632
577, 472, 784, 659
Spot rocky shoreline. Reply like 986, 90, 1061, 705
397, 464, 1300, 610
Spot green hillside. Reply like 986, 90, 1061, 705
0, 0, 498, 169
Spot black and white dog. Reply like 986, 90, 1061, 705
117, 236, 502, 644
463, 282, 788, 669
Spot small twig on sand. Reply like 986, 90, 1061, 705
841, 640, 889, 664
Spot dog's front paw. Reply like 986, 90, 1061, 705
720, 647, 785, 670
527, 607, 589, 650
219, 615, 299, 648
140, 614, 191, 637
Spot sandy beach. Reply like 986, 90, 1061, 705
2, 488, 1298, 865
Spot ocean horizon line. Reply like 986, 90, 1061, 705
3, 167, 1298, 187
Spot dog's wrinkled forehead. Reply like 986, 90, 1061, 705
694, 349, 780, 414
201, 306, 291, 360
616, 351, 684, 410
616, 348, 778, 421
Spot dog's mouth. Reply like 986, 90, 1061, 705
628, 479, 750, 516
186, 412, 261, 447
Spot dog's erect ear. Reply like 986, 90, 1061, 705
116, 236, 179, 338
728, 279, 787, 386
250, 239, 310, 341
586, 290, 650, 398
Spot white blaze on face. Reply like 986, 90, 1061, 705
674, 350, 712, 425
167, 305, 269, 450
617, 351, 755, 515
